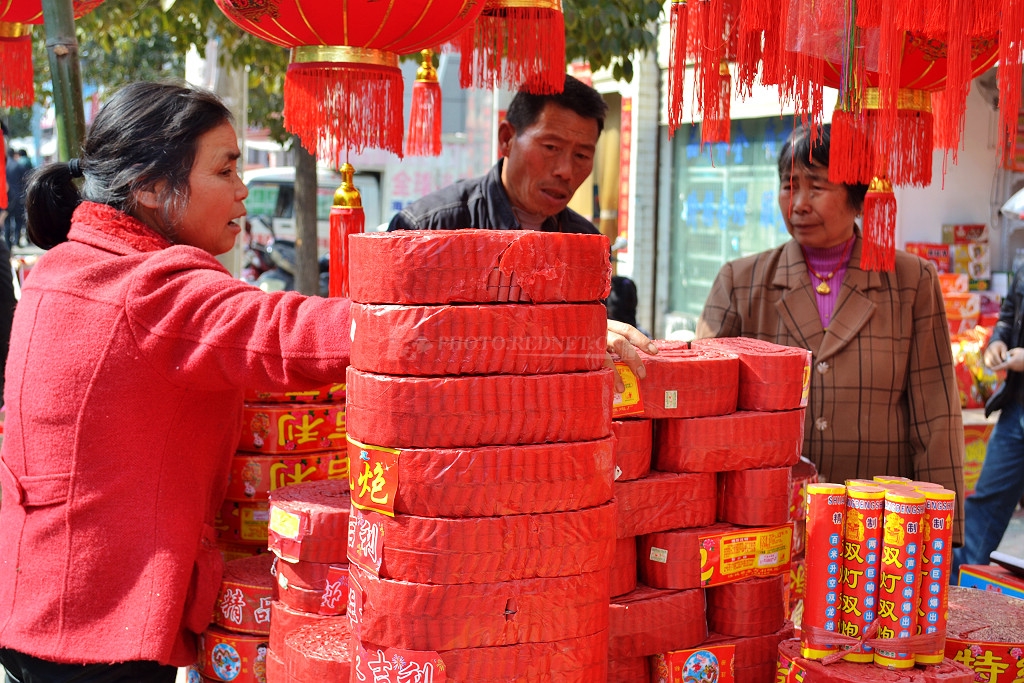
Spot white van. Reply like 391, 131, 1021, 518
243, 166, 382, 254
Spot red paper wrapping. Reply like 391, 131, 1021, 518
347, 563, 609, 651
351, 630, 610, 682
346, 367, 613, 448
608, 656, 649, 683
791, 457, 819, 522
265, 648, 291, 683
348, 230, 612, 304
218, 542, 270, 564
237, 401, 346, 454
345, 437, 614, 518
916, 487, 956, 665
717, 467, 793, 526
608, 584, 708, 658
945, 585, 1024, 682
274, 560, 348, 616
611, 419, 652, 481
838, 484, 885, 663
614, 471, 717, 538
349, 502, 615, 584
217, 499, 270, 546
197, 625, 269, 683
776, 638, 976, 682
349, 302, 607, 375
635, 346, 739, 419
691, 337, 812, 411
706, 575, 787, 637
281, 619, 352, 682
611, 537, 639, 598
704, 620, 796, 670
269, 599, 341, 654
243, 383, 345, 404
225, 450, 349, 501
655, 409, 806, 473
267, 480, 351, 563
802, 483, 847, 660
214, 553, 275, 635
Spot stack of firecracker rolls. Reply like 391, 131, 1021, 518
192, 384, 349, 683
342, 229, 617, 681
605, 336, 814, 683
774, 477, 977, 682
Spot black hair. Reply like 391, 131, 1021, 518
777, 123, 869, 212
25, 81, 233, 250
505, 74, 608, 136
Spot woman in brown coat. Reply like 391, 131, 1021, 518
696, 124, 965, 544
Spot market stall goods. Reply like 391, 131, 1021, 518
216, 499, 270, 547
348, 229, 612, 304
608, 584, 708, 658
706, 575, 787, 637
610, 418, 652, 481
274, 559, 348, 616
349, 302, 607, 375
268, 599, 340, 654
614, 470, 717, 538
279, 619, 352, 682
267, 479, 351, 563
224, 450, 349, 501
633, 346, 739, 419
691, 336, 812, 411
236, 401, 346, 454
196, 625, 269, 683
607, 655, 649, 683
776, 638, 976, 682
213, 553, 275, 635
610, 537, 639, 598
345, 367, 614, 448
838, 483, 885, 663
243, 382, 345, 404
717, 466, 793, 526
703, 620, 797, 670
945, 585, 1024, 682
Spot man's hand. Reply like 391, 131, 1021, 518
988, 342, 1024, 373
606, 320, 658, 393
985, 340, 1009, 369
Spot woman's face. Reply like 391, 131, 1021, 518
778, 163, 859, 249
174, 121, 248, 256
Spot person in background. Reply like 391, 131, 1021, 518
696, 123, 966, 544
953, 268, 1024, 576
0, 81, 353, 682
388, 73, 656, 383
4, 148, 30, 249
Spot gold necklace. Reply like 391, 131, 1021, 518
802, 238, 854, 295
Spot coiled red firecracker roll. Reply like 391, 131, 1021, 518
611, 419, 652, 481
280, 619, 352, 682
264, 649, 290, 683
704, 621, 796, 674
706, 574, 787, 637
608, 657, 649, 683
197, 625, 269, 683
243, 383, 345, 404
237, 401, 346, 454
614, 471, 717, 538
214, 553, 275, 635
691, 337, 811, 411
776, 638, 977, 682
608, 584, 708, 658
268, 600, 341, 654
274, 560, 348, 616
346, 437, 614, 518
348, 230, 612, 304
350, 302, 607, 376
654, 409, 805, 473
610, 537, 639, 598
717, 467, 793, 526
267, 480, 350, 563
634, 346, 739, 419
347, 564, 610, 651
346, 367, 614, 449
225, 450, 349, 501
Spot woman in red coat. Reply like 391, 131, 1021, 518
0, 82, 353, 681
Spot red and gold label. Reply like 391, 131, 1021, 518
699, 524, 793, 587
226, 450, 349, 500
347, 437, 400, 517
612, 361, 645, 418
838, 484, 885, 662
915, 487, 956, 665
238, 401, 346, 454
801, 483, 846, 659
348, 506, 386, 576
873, 487, 926, 669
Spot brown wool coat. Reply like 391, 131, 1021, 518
696, 235, 966, 544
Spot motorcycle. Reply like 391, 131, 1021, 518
241, 215, 329, 296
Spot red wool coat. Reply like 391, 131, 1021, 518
0, 203, 351, 666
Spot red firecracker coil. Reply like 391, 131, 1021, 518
614, 471, 717, 538
218, 542, 271, 564
655, 409, 805, 473
347, 563, 610, 651
217, 499, 270, 547
691, 337, 812, 411
214, 554, 276, 635
350, 630, 610, 682
634, 345, 739, 419
717, 467, 793, 526
350, 302, 607, 375
268, 480, 351, 563
609, 584, 708, 658
706, 575, 787, 637
269, 599, 341, 654
346, 367, 613, 448
611, 419, 653, 481
348, 230, 612, 304
281, 619, 352, 682
776, 638, 976, 682
264, 649, 292, 683
274, 560, 349, 616
704, 620, 796, 671
243, 383, 346, 404
225, 450, 349, 501
945, 585, 1024, 667
608, 656, 650, 683
237, 401, 346, 454
352, 502, 615, 584
790, 457, 819, 522
197, 625, 270, 683
346, 436, 614, 518
610, 537, 639, 598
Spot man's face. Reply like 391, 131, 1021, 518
498, 103, 599, 219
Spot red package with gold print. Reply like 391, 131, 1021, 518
237, 401, 346, 454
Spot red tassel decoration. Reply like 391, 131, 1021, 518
455, 0, 566, 95
702, 62, 732, 144
861, 176, 897, 272
667, 0, 689, 138
406, 50, 442, 157
692, 0, 729, 146
328, 163, 365, 299
829, 107, 875, 185
999, 0, 1024, 168
283, 48, 404, 165
0, 24, 35, 109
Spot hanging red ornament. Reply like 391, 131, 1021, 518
861, 175, 897, 272
406, 49, 443, 157
667, 0, 689, 138
328, 163, 364, 300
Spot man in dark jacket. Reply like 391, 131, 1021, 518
4, 148, 31, 248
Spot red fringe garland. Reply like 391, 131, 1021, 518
329, 205, 365, 299
829, 107, 932, 187
861, 177, 897, 273
406, 78, 442, 157
702, 65, 732, 145
734, 29, 763, 99
759, 0, 792, 87
999, 0, 1024, 168
693, 0, 729, 145
455, 6, 566, 94
667, 0, 689, 138
283, 62, 404, 163
0, 35, 35, 109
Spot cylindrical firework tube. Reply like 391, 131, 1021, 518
801, 483, 847, 660
839, 484, 885, 662
873, 486, 926, 669
914, 487, 956, 665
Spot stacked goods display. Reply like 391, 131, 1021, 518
345, 229, 616, 682
944, 585, 1024, 682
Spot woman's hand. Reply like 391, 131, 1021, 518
606, 320, 658, 393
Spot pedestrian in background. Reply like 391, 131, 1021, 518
4, 147, 30, 249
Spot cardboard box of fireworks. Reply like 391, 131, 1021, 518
958, 564, 1024, 599
962, 408, 997, 497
